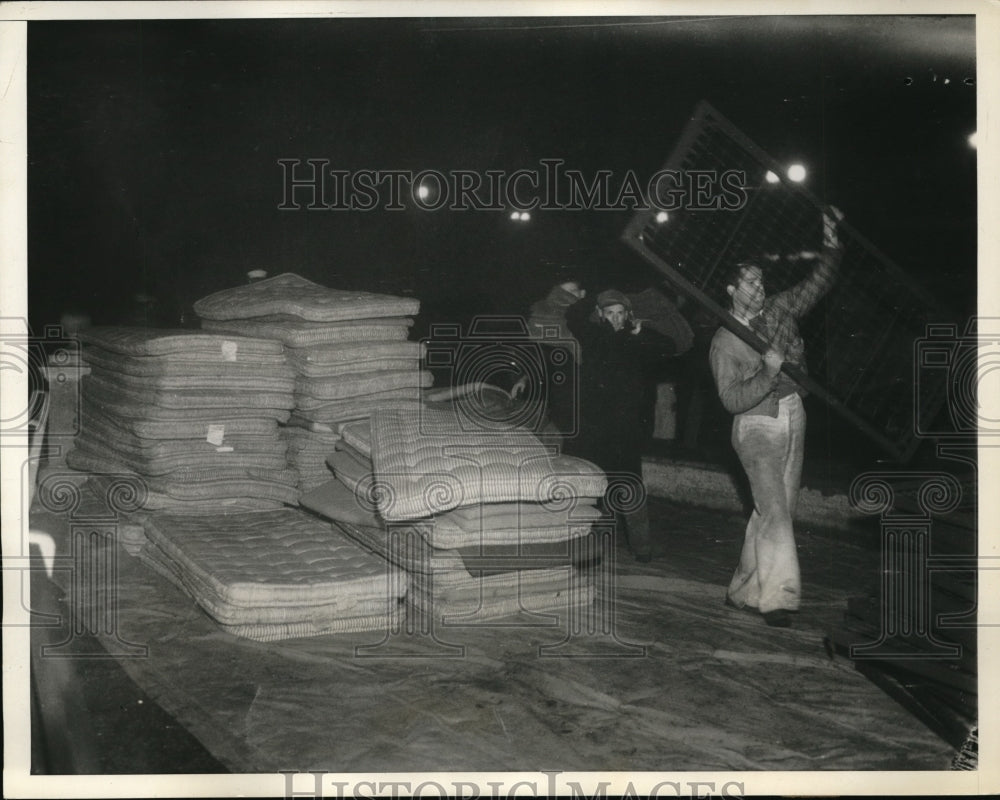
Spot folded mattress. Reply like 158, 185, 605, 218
301, 480, 595, 577
77, 327, 285, 359
201, 317, 414, 347
369, 407, 607, 522
135, 509, 407, 640
295, 369, 432, 401
69, 435, 290, 476
408, 564, 594, 622
85, 365, 295, 394
82, 347, 294, 379
193, 272, 420, 322
291, 390, 424, 424
286, 340, 424, 366
81, 374, 295, 412
80, 398, 281, 439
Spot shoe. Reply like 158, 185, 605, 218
762, 609, 793, 628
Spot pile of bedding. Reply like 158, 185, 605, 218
131, 507, 406, 641
66, 328, 298, 513
301, 407, 606, 622
193, 273, 432, 491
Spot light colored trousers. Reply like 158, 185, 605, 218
727, 393, 805, 614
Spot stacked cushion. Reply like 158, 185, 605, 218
193, 273, 430, 493
66, 328, 298, 512
301, 409, 605, 622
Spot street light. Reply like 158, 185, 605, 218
787, 164, 807, 183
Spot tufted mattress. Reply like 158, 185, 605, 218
418, 504, 600, 550
135, 508, 406, 640
303, 478, 593, 576
369, 407, 607, 522
193, 273, 420, 322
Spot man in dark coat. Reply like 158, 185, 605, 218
565, 289, 676, 562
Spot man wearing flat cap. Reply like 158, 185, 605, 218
565, 287, 677, 562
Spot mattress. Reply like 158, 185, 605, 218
80, 404, 283, 450
370, 407, 607, 522
66, 448, 298, 486
77, 327, 285, 359
295, 369, 432, 402
201, 317, 415, 347
291, 390, 424, 424
282, 426, 342, 491
81, 374, 295, 412
302, 480, 595, 577
85, 366, 295, 394
81, 398, 281, 440
300, 481, 456, 575
285, 341, 424, 379
87, 469, 298, 506
135, 508, 407, 640
407, 564, 594, 622
290, 358, 423, 380
325, 448, 373, 493
82, 346, 293, 379
193, 273, 420, 322
76, 386, 292, 423
69, 435, 290, 476
421, 507, 599, 550
286, 340, 424, 366
337, 419, 373, 456
324, 443, 600, 550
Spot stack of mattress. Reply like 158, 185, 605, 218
192, 273, 432, 491
66, 328, 298, 513
131, 508, 406, 641
301, 407, 607, 622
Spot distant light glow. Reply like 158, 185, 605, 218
787, 164, 807, 183
969, 131, 978, 149
655, 211, 669, 223
520, 211, 531, 222
417, 184, 431, 200
509, 210, 520, 221
764, 170, 780, 184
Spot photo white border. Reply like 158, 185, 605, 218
2, 2, 997, 797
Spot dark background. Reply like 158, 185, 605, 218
26, 15, 978, 465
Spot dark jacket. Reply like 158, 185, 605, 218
564, 298, 675, 477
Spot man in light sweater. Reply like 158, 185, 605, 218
709, 206, 844, 627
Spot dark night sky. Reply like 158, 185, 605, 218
27, 15, 976, 333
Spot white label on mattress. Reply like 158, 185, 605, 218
215, 445, 235, 453
206, 424, 226, 446
221, 340, 238, 361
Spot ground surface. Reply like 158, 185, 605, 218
26, 490, 962, 777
